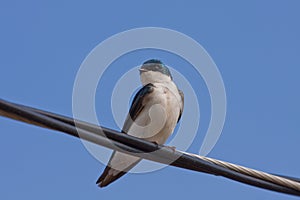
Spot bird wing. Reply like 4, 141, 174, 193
96, 83, 155, 187
122, 83, 155, 133
177, 89, 184, 123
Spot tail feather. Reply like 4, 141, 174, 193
96, 151, 142, 187
96, 166, 128, 187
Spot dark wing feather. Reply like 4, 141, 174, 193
122, 83, 155, 133
96, 83, 155, 187
177, 89, 184, 123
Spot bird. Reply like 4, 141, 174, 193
96, 59, 184, 187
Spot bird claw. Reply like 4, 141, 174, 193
151, 141, 159, 145
165, 146, 176, 153
150, 142, 176, 153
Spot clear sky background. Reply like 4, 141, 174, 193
1, 1, 300, 199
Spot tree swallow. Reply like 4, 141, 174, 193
96, 59, 184, 187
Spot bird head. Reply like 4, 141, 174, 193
139, 59, 173, 85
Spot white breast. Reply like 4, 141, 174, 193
127, 82, 181, 145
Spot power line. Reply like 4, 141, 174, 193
0, 98, 300, 196
182, 152, 300, 190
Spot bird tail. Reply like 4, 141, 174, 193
96, 151, 142, 187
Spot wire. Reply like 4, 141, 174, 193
181, 152, 300, 190
1, 98, 300, 196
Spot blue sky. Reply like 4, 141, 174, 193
1, 1, 300, 199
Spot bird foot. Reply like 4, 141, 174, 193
165, 146, 176, 153
150, 142, 176, 153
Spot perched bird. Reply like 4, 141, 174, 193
96, 59, 184, 187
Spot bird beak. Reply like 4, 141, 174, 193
139, 68, 148, 73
